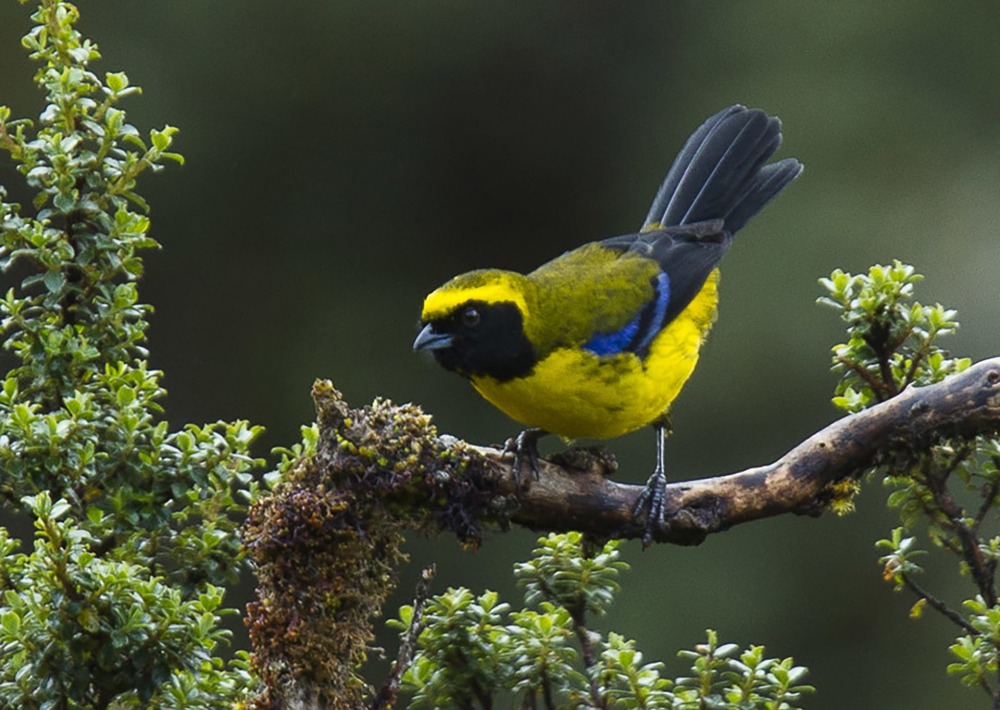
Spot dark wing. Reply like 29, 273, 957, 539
533, 105, 800, 359
581, 105, 802, 356
588, 225, 730, 356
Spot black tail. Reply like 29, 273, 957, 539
642, 105, 802, 234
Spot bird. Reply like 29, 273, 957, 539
413, 105, 802, 543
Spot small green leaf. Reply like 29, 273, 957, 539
43, 270, 66, 294
1, 611, 21, 636
116, 386, 135, 407
49, 499, 71, 520
106, 71, 129, 92
52, 190, 76, 213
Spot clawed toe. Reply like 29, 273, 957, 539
503, 427, 545, 485
632, 469, 667, 546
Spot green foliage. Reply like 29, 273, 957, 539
875, 527, 926, 593
515, 529, 628, 620
820, 263, 1000, 705
391, 532, 812, 709
398, 587, 517, 709
947, 596, 1000, 693
0, 1, 261, 706
0, 493, 254, 708
818, 261, 969, 412
594, 633, 672, 709
672, 630, 811, 709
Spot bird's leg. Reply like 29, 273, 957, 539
632, 417, 672, 546
503, 427, 546, 485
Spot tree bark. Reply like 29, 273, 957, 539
245, 358, 1000, 708
465, 357, 1000, 545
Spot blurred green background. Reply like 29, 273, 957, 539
2, 1, 999, 708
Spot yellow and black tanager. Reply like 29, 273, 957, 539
413, 105, 802, 540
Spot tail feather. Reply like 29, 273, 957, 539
641, 105, 802, 234
724, 158, 803, 234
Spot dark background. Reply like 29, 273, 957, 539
2, 2, 999, 708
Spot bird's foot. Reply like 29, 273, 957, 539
632, 469, 668, 547
503, 427, 545, 486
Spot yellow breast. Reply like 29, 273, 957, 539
470, 270, 720, 440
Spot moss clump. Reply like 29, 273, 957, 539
244, 380, 506, 708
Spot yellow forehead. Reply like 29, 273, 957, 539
421, 273, 527, 321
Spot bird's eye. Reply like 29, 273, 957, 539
461, 306, 481, 327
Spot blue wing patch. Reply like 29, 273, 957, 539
583, 315, 641, 356
584, 272, 671, 357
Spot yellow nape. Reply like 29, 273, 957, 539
421, 270, 528, 320
470, 271, 720, 439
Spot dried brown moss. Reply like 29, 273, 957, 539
244, 380, 507, 709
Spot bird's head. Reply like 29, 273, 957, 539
413, 270, 536, 381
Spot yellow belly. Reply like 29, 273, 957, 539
470, 271, 720, 439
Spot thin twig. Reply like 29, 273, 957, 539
571, 621, 607, 710
901, 574, 978, 636
876, 352, 899, 399
975, 480, 1000, 530
372, 565, 437, 710
922, 445, 997, 606
834, 355, 891, 398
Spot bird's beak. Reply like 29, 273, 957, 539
413, 323, 455, 352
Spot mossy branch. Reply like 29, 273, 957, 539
490, 355, 1000, 545
244, 357, 1000, 706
